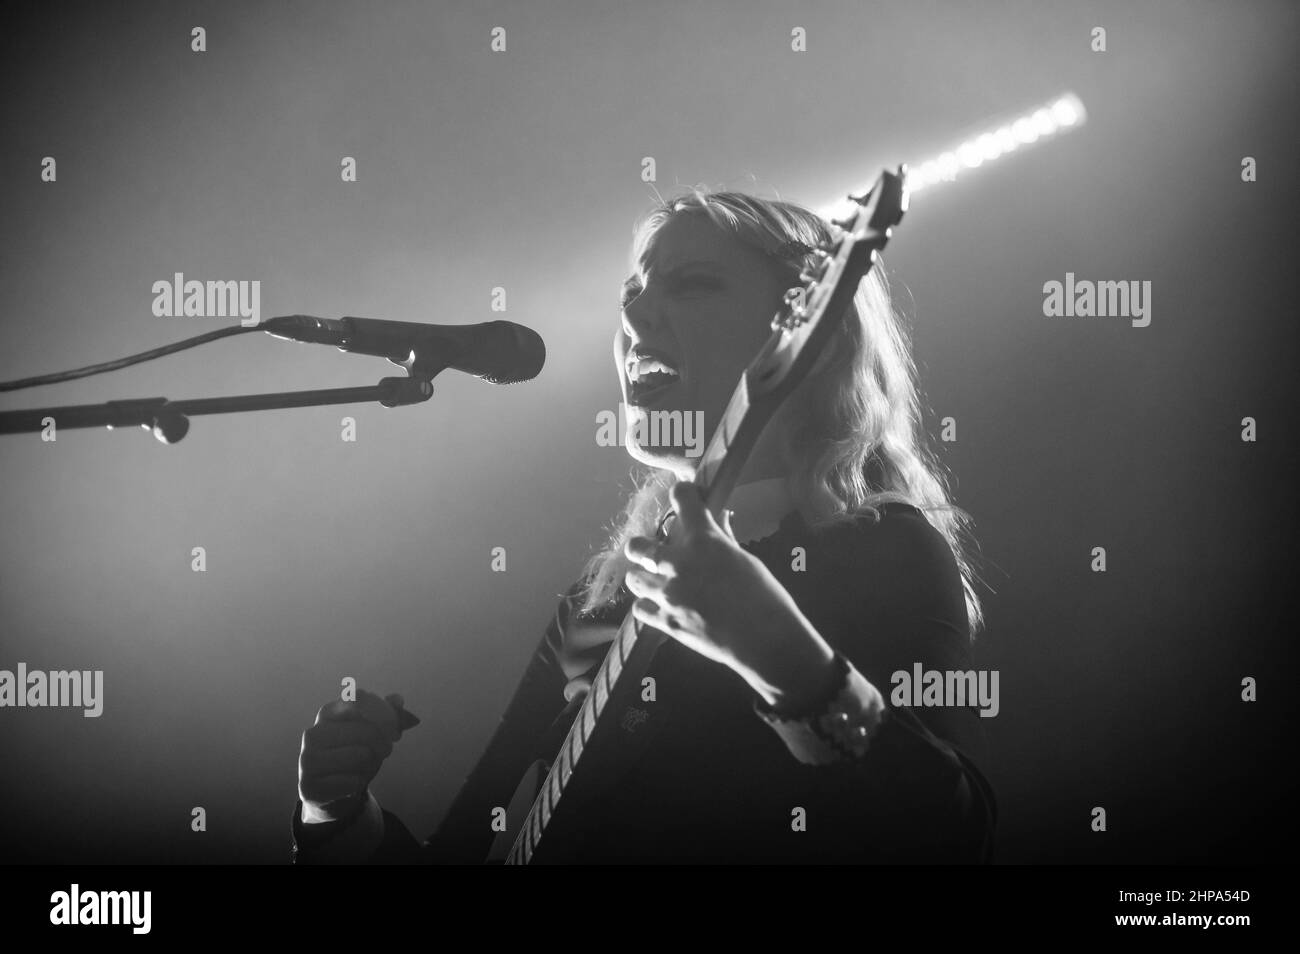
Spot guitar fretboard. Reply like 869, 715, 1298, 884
504, 384, 751, 865
504, 587, 647, 864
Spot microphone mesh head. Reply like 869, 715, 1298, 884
474, 322, 546, 384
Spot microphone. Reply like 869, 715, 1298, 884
262, 315, 545, 384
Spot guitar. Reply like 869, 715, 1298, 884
489, 166, 910, 864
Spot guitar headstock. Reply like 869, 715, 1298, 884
835, 165, 910, 242
749, 165, 909, 394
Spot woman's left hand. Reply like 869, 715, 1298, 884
624, 481, 836, 708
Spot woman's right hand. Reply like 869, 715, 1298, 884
298, 689, 418, 825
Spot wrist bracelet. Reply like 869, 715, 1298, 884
753, 651, 888, 764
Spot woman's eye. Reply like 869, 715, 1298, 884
620, 275, 717, 308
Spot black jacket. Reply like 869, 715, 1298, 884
293, 503, 997, 864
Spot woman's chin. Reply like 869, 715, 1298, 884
625, 440, 696, 479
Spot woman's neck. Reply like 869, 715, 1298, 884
726, 476, 794, 544
661, 427, 794, 542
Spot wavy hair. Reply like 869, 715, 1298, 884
577, 189, 986, 639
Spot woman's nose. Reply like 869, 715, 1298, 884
621, 291, 661, 338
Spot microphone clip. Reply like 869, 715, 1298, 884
377, 374, 435, 408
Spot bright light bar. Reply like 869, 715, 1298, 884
819, 92, 1087, 219
909, 92, 1086, 193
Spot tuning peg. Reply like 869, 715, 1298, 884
782, 286, 810, 322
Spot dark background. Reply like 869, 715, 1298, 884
0, 0, 1295, 864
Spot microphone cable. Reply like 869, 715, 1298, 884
0, 324, 264, 393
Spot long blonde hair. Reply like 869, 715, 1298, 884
578, 189, 986, 639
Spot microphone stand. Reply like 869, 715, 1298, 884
0, 350, 443, 444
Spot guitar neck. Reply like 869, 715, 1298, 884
504, 380, 757, 865
504, 598, 661, 864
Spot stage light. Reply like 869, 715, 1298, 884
819, 91, 1088, 214
1012, 118, 1038, 144
1052, 95, 1082, 126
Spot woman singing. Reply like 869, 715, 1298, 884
292, 189, 996, 864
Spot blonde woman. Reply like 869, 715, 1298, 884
293, 190, 996, 864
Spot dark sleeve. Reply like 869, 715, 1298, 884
767, 511, 998, 863
291, 587, 577, 865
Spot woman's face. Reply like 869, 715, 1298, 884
615, 213, 792, 476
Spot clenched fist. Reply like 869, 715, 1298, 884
298, 689, 418, 825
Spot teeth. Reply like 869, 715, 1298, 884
629, 356, 679, 383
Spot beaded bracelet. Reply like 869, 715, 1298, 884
753, 651, 889, 764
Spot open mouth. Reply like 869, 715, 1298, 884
625, 349, 680, 406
